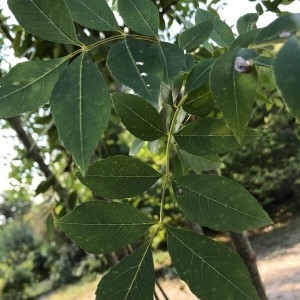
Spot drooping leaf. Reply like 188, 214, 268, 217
185, 58, 215, 92
178, 19, 214, 50
183, 84, 215, 117
272, 36, 300, 121
56, 201, 155, 254
177, 148, 222, 172
8, 0, 82, 45
118, 0, 159, 36
50, 53, 111, 174
96, 242, 155, 300
166, 226, 260, 300
157, 42, 185, 86
0, 57, 69, 118
237, 13, 259, 34
172, 174, 272, 232
254, 13, 300, 46
129, 138, 144, 156
210, 48, 258, 142
174, 118, 260, 157
107, 37, 163, 108
112, 93, 166, 141
77, 155, 162, 199
64, 0, 119, 31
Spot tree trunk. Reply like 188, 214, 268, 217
229, 231, 267, 300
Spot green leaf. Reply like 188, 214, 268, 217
107, 37, 163, 108
64, 0, 119, 31
230, 29, 261, 49
177, 148, 222, 172
183, 84, 215, 117
35, 175, 56, 195
96, 242, 155, 300
174, 118, 260, 157
254, 13, 300, 46
178, 19, 214, 50
172, 175, 272, 232
112, 93, 166, 141
237, 13, 259, 34
272, 36, 300, 121
157, 42, 185, 86
210, 48, 258, 142
185, 58, 215, 92
166, 226, 260, 300
0, 57, 69, 118
50, 53, 111, 174
182, 54, 195, 73
77, 155, 162, 199
118, 0, 159, 37
56, 201, 155, 254
8, 0, 82, 45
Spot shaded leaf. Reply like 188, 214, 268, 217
129, 138, 144, 156
272, 36, 300, 121
56, 201, 155, 254
230, 29, 261, 49
185, 58, 215, 92
178, 19, 214, 50
107, 37, 163, 108
77, 155, 162, 199
172, 174, 272, 232
166, 226, 260, 300
182, 54, 195, 72
96, 242, 154, 300
64, 0, 119, 31
177, 148, 222, 172
157, 42, 185, 85
237, 13, 259, 34
0, 57, 69, 118
118, 0, 159, 36
35, 175, 56, 195
113, 93, 166, 141
174, 118, 260, 156
210, 48, 258, 142
8, 0, 82, 45
51, 54, 111, 174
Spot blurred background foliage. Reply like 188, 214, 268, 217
1, 0, 300, 298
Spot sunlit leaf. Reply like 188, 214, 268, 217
118, 0, 159, 36
174, 118, 259, 156
210, 48, 258, 142
273, 36, 300, 121
64, 0, 119, 31
185, 58, 215, 92
107, 37, 163, 108
237, 13, 259, 34
56, 201, 155, 254
167, 226, 260, 300
172, 174, 272, 232
96, 242, 155, 300
50, 53, 111, 174
112, 93, 166, 141
8, 0, 82, 45
178, 19, 214, 50
77, 155, 162, 199
0, 57, 69, 118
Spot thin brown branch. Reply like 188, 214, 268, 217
0, 20, 14, 44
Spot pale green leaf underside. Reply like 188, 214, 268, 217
237, 13, 259, 35
96, 242, 154, 300
0, 57, 69, 118
118, 0, 159, 36
50, 54, 111, 174
8, 0, 82, 45
172, 174, 272, 232
273, 36, 300, 121
107, 37, 163, 108
174, 118, 260, 157
56, 201, 155, 254
112, 93, 166, 141
167, 226, 260, 300
78, 155, 162, 199
64, 0, 119, 31
210, 48, 258, 142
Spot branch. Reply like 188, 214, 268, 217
0, 20, 14, 44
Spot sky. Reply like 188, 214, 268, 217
0, 0, 300, 195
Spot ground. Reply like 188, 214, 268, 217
40, 215, 300, 300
